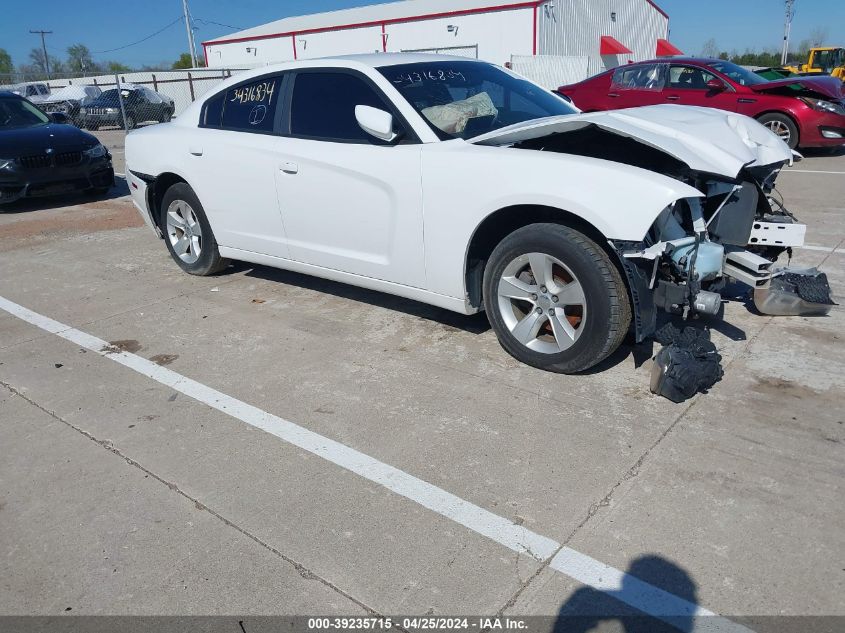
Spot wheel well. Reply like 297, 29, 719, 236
464, 205, 617, 309
149, 172, 188, 231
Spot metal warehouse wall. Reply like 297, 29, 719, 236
538, 0, 668, 73
204, 6, 536, 68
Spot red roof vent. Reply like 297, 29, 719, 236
600, 36, 633, 56
656, 39, 683, 56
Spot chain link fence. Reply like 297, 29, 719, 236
1, 67, 247, 133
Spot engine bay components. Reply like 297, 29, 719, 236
754, 267, 837, 316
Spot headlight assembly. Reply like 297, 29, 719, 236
0, 158, 14, 170
84, 144, 107, 158
800, 97, 845, 116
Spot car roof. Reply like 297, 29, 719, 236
328, 52, 483, 67
630, 57, 727, 65
0, 90, 22, 98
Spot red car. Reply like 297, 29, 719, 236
557, 57, 845, 150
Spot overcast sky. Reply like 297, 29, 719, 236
2, 0, 843, 69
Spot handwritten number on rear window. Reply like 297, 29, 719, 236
230, 81, 275, 105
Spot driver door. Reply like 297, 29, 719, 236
663, 65, 738, 111
274, 70, 426, 288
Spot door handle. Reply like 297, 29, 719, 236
281, 161, 299, 174
666, 95, 680, 101
189, 147, 203, 156
607, 92, 620, 98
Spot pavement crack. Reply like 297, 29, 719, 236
0, 379, 379, 616
497, 315, 777, 614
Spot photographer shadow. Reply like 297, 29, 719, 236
554, 556, 700, 633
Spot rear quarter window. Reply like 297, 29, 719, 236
220, 76, 281, 133
201, 93, 224, 128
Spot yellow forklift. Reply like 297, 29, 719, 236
785, 47, 845, 80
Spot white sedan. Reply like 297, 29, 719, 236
126, 53, 803, 373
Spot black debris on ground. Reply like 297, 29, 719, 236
650, 323, 724, 403
778, 271, 836, 306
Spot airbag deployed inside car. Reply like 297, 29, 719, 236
422, 92, 498, 135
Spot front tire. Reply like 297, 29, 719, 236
757, 113, 799, 149
160, 183, 228, 276
483, 223, 631, 374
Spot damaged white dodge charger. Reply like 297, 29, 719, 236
126, 54, 807, 373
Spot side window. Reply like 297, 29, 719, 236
611, 64, 667, 91
202, 93, 224, 128
289, 72, 396, 143
221, 75, 281, 133
668, 66, 717, 90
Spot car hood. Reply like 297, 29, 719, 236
0, 123, 99, 155
469, 105, 793, 179
750, 76, 845, 100
85, 98, 122, 107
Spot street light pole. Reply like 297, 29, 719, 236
781, 0, 796, 66
29, 29, 53, 79
182, 0, 198, 68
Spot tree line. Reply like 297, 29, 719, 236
699, 27, 831, 68
0, 45, 203, 80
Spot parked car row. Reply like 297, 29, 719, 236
556, 57, 845, 150
80, 85, 175, 130
0, 81, 175, 130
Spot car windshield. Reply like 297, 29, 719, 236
378, 61, 578, 139
705, 61, 769, 86
97, 88, 134, 104
0, 96, 50, 129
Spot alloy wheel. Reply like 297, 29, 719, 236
165, 200, 203, 264
496, 252, 587, 354
765, 120, 791, 145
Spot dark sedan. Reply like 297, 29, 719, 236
557, 58, 845, 149
79, 86, 175, 130
0, 92, 114, 205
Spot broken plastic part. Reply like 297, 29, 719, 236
649, 324, 724, 403
753, 267, 836, 316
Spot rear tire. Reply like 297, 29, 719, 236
483, 223, 631, 374
160, 183, 228, 276
757, 113, 799, 149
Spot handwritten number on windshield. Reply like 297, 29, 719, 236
392, 69, 466, 85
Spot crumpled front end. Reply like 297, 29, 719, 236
613, 160, 808, 340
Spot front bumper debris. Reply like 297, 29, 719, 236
754, 267, 837, 316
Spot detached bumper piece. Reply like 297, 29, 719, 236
754, 267, 836, 316
649, 324, 724, 403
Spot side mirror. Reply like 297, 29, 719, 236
706, 79, 726, 92
50, 112, 70, 124
355, 105, 400, 143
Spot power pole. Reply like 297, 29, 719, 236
29, 29, 53, 78
781, 0, 796, 65
182, 0, 198, 68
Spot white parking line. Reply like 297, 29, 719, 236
0, 294, 751, 631
783, 170, 845, 175
799, 244, 837, 252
